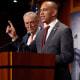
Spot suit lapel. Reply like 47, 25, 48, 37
43, 21, 60, 52
23, 33, 30, 43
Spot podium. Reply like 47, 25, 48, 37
0, 52, 55, 80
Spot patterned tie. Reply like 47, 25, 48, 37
42, 26, 50, 51
29, 33, 34, 44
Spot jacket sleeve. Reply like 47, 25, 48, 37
56, 28, 74, 65
13, 38, 37, 53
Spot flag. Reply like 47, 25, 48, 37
31, 0, 38, 14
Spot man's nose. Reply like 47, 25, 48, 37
40, 10, 44, 16
28, 23, 32, 28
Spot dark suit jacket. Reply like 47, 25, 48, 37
13, 21, 74, 80
22, 33, 30, 44
22, 26, 42, 44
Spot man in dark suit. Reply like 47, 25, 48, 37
6, 1, 74, 80
22, 11, 41, 45
8, 11, 41, 52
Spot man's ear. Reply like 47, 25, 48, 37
52, 10, 57, 17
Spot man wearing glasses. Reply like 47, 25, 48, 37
23, 11, 41, 45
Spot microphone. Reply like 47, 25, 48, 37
0, 42, 13, 49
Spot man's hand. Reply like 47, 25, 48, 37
6, 20, 18, 40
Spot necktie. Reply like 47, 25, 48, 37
29, 33, 34, 44
42, 26, 50, 51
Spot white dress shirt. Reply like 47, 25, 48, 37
46, 19, 58, 40
27, 26, 41, 45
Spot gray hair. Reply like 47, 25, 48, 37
23, 11, 38, 20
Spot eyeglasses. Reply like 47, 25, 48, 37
25, 21, 37, 26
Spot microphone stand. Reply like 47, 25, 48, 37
0, 42, 13, 49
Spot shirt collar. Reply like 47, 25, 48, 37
49, 19, 58, 28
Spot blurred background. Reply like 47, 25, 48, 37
0, 0, 74, 52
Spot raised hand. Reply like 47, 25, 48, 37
6, 20, 18, 40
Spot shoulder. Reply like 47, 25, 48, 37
22, 33, 28, 39
57, 21, 71, 31
55, 21, 72, 36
